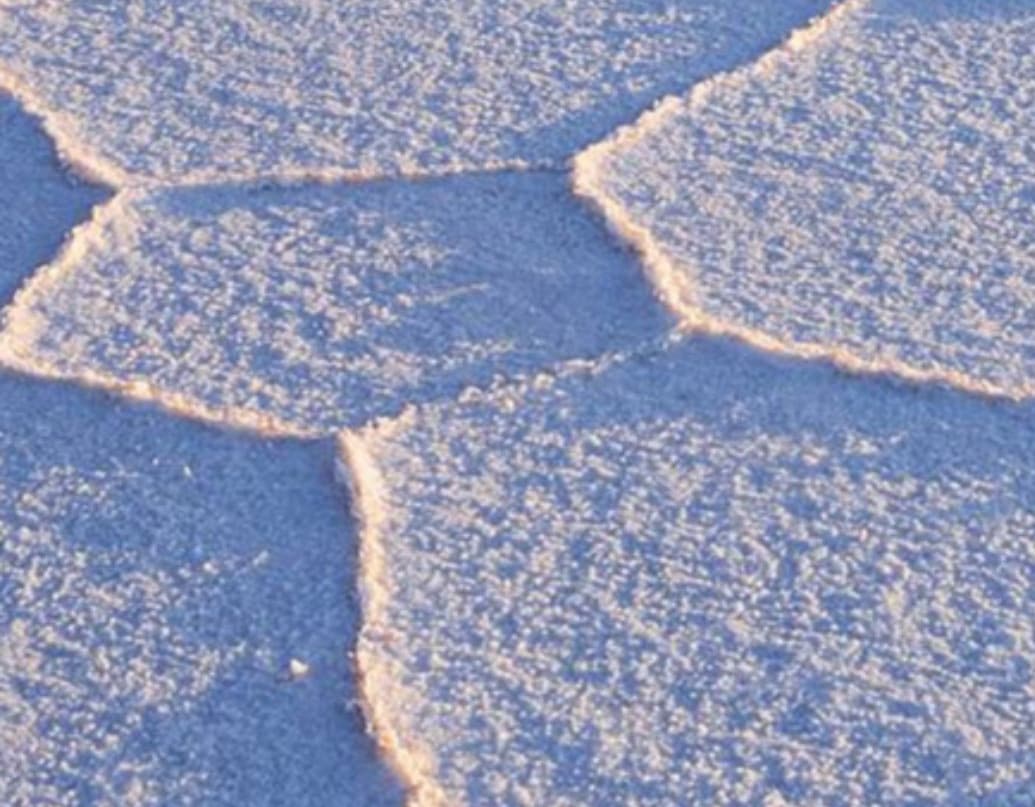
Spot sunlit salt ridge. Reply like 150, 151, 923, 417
0, 0, 830, 184
350, 334, 1035, 806
0, 373, 401, 806
575, 0, 1035, 401
0, 173, 672, 434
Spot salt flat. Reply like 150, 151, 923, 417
0, 0, 1031, 804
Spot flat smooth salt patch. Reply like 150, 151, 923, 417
0, 374, 401, 805
0, 173, 670, 432
355, 336, 1035, 806
578, 0, 1035, 398
0, 93, 108, 301
0, 0, 828, 181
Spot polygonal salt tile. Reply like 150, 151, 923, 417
352, 335, 1035, 806
577, 0, 1035, 398
0, 173, 671, 432
0, 0, 829, 181
0, 373, 401, 806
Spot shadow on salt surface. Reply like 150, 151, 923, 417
0, 373, 401, 805
361, 335, 1035, 806
1, 172, 672, 431
0, 93, 109, 301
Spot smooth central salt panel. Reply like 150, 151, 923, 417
356, 336, 1035, 806
0, 173, 671, 432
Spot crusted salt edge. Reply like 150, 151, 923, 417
0, 344, 316, 438
572, 0, 1035, 404
573, 163, 1035, 402
337, 425, 449, 807
0, 64, 129, 188
0, 189, 135, 341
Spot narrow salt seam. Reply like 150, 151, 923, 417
0, 64, 128, 188
572, 0, 1034, 404
0, 333, 666, 448
337, 428, 449, 807
0, 346, 317, 438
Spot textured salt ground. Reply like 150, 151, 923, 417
0, 373, 401, 806
0, 173, 672, 433
0, 2, 1031, 805
0, 0, 828, 182
576, 0, 1035, 399
354, 335, 1035, 806
0, 93, 108, 301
